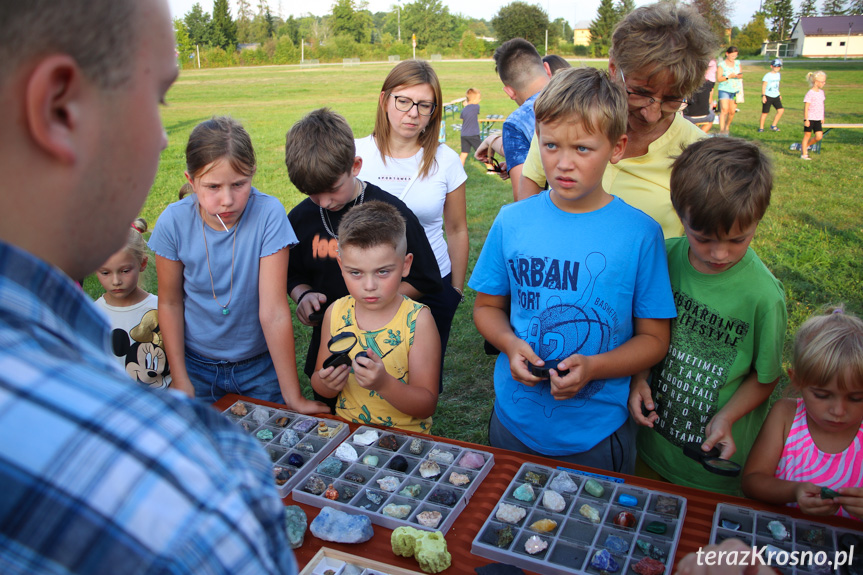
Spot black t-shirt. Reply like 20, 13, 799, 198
288, 182, 442, 375
684, 80, 715, 118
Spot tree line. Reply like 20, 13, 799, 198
175, 0, 862, 69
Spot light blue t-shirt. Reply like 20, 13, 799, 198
762, 71, 781, 98
469, 193, 677, 455
149, 188, 297, 362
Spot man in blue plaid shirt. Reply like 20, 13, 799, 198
0, 1, 298, 573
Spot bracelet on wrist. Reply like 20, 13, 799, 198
296, 289, 316, 306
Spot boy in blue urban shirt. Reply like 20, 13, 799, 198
470, 67, 676, 473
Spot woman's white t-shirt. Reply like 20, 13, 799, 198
356, 135, 467, 278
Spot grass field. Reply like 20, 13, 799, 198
85, 59, 863, 445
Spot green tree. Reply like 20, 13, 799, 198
460, 29, 483, 57
211, 0, 238, 50
616, 0, 636, 18
690, 0, 731, 43
331, 0, 374, 43
798, 0, 819, 18
848, 0, 863, 13
551, 17, 573, 44
279, 16, 301, 44
822, 0, 846, 15
401, 0, 458, 48
589, 0, 619, 57
184, 3, 213, 46
735, 11, 769, 55
491, 2, 549, 47
174, 18, 196, 64
765, 0, 795, 39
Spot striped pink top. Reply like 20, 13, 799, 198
776, 398, 863, 520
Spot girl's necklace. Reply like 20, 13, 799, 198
320, 179, 366, 240
202, 208, 239, 315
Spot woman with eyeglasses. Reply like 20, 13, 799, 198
355, 60, 468, 390
518, 3, 716, 238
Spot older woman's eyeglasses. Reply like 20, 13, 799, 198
619, 70, 687, 113
391, 94, 436, 116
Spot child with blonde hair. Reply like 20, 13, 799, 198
801, 71, 827, 160
743, 307, 863, 521
94, 218, 171, 389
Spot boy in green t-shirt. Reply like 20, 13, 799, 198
629, 137, 787, 495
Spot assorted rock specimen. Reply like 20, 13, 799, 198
362, 454, 379, 466
579, 503, 601, 523
310, 506, 373, 543
376, 475, 400, 492
255, 429, 273, 441
767, 520, 789, 541
274, 416, 290, 427
419, 460, 441, 479
273, 467, 293, 486
458, 451, 485, 469
252, 409, 269, 425
391, 526, 451, 574
614, 511, 637, 528
400, 484, 422, 498
529, 519, 557, 533
541, 489, 565, 512
287, 453, 304, 468
495, 503, 526, 524
294, 419, 317, 433
428, 449, 454, 465
429, 489, 458, 507
283, 505, 307, 549
720, 519, 740, 531
637, 539, 666, 561
590, 549, 620, 573
513, 483, 535, 502
389, 455, 408, 472
279, 430, 299, 447
382, 504, 412, 519
549, 473, 578, 493
584, 479, 605, 498
604, 534, 629, 554
303, 476, 326, 495
633, 556, 665, 575
230, 402, 248, 416
618, 493, 638, 507
495, 525, 514, 548
344, 472, 366, 484
409, 438, 424, 454
353, 429, 380, 445
324, 484, 338, 500
378, 434, 399, 451
417, 510, 442, 529
334, 443, 358, 462
524, 471, 548, 487
645, 521, 667, 535
448, 472, 470, 486
315, 457, 342, 477
524, 535, 548, 555
655, 495, 679, 515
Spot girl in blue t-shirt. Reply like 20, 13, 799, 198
149, 117, 325, 413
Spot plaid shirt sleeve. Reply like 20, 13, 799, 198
0, 242, 297, 575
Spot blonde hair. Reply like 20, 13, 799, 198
793, 306, 863, 391
610, 3, 717, 99
373, 60, 443, 179
466, 87, 481, 103
534, 67, 627, 145
124, 217, 150, 263
806, 71, 827, 87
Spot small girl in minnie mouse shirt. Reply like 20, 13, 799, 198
94, 218, 171, 389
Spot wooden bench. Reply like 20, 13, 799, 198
480, 115, 505, 138
442, 97, 466, 121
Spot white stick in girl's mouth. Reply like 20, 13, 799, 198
215, 214, 230, 232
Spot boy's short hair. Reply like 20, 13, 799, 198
610, 3, 716, 99
671, 137, 772, 235
338, 201, 407, 255
534, 67, 627, 145
285, 108, 356, 196
542, 54, 572, 75
493, 38, 545, 92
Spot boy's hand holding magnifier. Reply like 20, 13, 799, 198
353, 350, 388, 391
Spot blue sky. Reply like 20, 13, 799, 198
168, 0, 773, 31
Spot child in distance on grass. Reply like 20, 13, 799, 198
758, 59, 784, 132
630, 137, 787, 496
470, 67, 676, 473
311, 201, 440, 432
94, 218, 171, 389
459, 88, 482, 166
742, 307, 863, 521
801, 71, 827, 160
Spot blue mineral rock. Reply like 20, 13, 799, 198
605, 535, 629, 554
283, 506, 307, 549
618, 494, 638, 507
316, 456, 343, 477
310, 506, 374, 544
590, 549, 620, 573
280, 430, 300, 447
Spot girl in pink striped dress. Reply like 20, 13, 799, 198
742, 308, 863, 520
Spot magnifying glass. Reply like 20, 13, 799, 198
322, 332, 358, 369
683, 441, 741, 477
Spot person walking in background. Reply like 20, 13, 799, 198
801, 71, 827, 160
459, 88, 482, 166
717, 46, 743, 136
759, 59, 785, 132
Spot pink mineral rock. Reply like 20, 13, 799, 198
458, 451, 485, 469
632, 557, 665, 575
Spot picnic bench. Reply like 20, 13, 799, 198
442, 97, 466, 121
480, 115, 505, 138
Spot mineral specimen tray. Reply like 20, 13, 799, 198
471, 462, 687, 575
299, 547, 424, 575
291, 425, 494, 534
709, 502, 862, 575
221, 399, 349, 497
